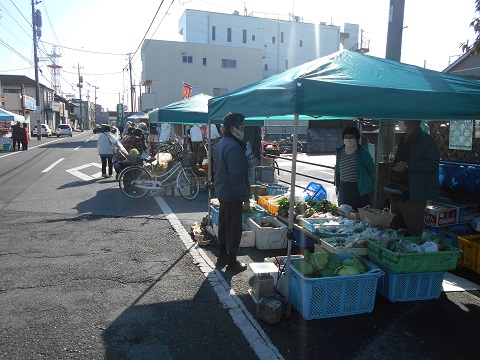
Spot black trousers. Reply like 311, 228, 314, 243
12, 139, 20, 151
100, 156, 113, 176
218, 200, 243, 254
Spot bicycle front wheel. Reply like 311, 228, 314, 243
176, 168, 199, 200
118, 166, 152, 199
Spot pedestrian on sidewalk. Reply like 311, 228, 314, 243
213, 112, 250, 272
11, 121, 22, 151
20, 123, 30, 151
96, 125, 118, 178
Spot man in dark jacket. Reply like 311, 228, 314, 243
213, 112, 250, 272
388, 120, 440, 236
11, 121, 22, 151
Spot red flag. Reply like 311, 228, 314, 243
182, 82, 192, 99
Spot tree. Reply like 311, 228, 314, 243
461, 1, 480, 54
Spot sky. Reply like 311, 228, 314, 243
0, 0, 477, 112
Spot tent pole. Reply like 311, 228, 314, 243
207, 118, 212, 218
285, 113, 299, 301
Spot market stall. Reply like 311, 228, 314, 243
0, 109, 25, 151
207, 49, 480, 318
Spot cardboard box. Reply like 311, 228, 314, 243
424, 203, 458, 227
457, 204, 479, 224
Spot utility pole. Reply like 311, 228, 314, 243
378, 0, 405, 161
127, 53, 134, 112
31, 0, 42, 140
374, 0, 405, 207
77, 63, 84, 131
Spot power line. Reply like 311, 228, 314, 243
130, 0, 168, 59
41, 40, 126, 56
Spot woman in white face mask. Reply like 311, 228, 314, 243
334, 126, 376, 211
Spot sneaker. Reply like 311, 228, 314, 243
226, 260, 247, 272
102, 174, 109, 178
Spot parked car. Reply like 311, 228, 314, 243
56, 124, 73, 137
93, 124, 106, 134
31, 124, 52, 137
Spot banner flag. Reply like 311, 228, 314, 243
182, 82, 192, 99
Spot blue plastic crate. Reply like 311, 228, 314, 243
293, 227, 318, 249
303, 182, 327, 201
264, 183, 289, 196
300, 217, 341, 234
288, 254, 383, 320
437, 223, 473, 248
375, 264, 445, 302
242, 204, 268, 223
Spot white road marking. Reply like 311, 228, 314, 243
42, 158, 65, 173
66, 163, 103, 181
73, 146, 81, 151
154, 197, 283, 360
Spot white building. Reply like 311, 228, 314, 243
178, 9, 360, 78
141, 9, 361, 110
141, 9, 362, 144
141, 40, 263, 111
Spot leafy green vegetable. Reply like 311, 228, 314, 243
326, 253, 342, 269
334, 257, 368, 276
304, 250, 329, 270
292, 260, 314, 276
320, 267, 336, 277
335, 265, 360, 276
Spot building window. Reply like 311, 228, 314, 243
285, 60, 288, 69
272, 36, 275, 44
212, 26, 215, 41
281, 32, 284, 43
182, 55, 193, 63
203, 57, 207, 66
243, 29, 247, 43
252, 35, 255, 41
213, 88, 228, 96
300, 40, 303, 47
265, 63, 268, 71
227, 28, 232, 42
221, 59, 237, 68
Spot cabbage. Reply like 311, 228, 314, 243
326, 253, 342, 269
292, 260, 314, 276
320, 267, 336, 277
335, 265, 360, 276
334, 257, 368, 276
342, 258, 368, 274
304, 250, 329, 270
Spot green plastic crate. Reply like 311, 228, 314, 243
366, 237, 462, 273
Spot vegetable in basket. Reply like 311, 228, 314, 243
334, 257, 368, 276
292, 260, 314, 276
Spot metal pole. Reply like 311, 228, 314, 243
32, 0, 41, 140
375, 0, 405, 206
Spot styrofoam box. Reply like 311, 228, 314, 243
247, 216, 288, 250
212, 223, 256, 247
471, 214, 480, 232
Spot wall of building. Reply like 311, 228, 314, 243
179, 10, 359, 78
141, 40, 263, 110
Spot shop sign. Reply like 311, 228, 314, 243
24, 95, 36, 110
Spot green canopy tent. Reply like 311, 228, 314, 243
208, 49, 480, 300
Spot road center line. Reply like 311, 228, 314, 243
42, 158, 65, 173
154, 196, 283, 360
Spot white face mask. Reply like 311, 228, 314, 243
233, 127, 244, 141
344, 139, 357, 147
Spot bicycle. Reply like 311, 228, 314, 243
117, 142, 200, 200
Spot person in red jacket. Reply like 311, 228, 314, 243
20, 123, 30, 151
